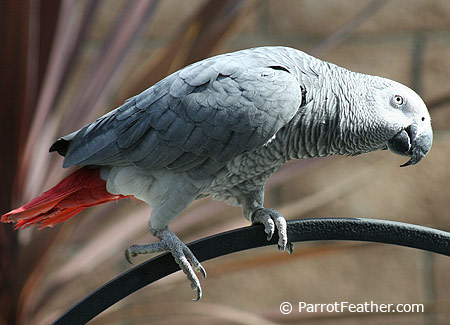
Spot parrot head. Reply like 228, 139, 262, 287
364, 77, 433, 167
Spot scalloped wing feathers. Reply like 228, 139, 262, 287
62, 51, 302, 172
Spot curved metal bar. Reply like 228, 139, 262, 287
53, 217, 450, 324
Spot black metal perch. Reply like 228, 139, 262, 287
53, 217, 450, 324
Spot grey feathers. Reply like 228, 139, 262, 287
61, 47, 304, 172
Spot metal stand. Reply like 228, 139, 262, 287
53, 217, 450, 324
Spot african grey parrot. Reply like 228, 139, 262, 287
2, 46, 433, 300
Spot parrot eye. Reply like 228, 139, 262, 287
392, 95, 405, 106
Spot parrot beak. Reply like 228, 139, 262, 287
387, 123, 433, 167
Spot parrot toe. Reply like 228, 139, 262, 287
125, 227, 206, 301
251, 208, 293, 254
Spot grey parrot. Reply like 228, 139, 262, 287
2, 46, 433, 300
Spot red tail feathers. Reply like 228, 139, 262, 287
1, 167, 130, 229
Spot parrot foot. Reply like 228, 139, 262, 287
125, 227, 206, 301
251, 208, 293, 254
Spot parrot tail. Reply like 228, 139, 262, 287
1, 167, 131, 229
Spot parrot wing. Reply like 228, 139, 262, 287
58, 55, 303, 172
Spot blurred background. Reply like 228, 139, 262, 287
1, 0, 450, 324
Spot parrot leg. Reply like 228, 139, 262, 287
251, 208, 294, 254
240, 187, 293, 254
125, 226, 206, 301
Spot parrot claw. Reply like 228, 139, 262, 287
286, 242, 294, 255
125, 247, 137, 264
252, 208, 293, 254
125, 227, 206, 301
